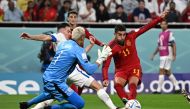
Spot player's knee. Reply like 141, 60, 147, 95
114, 83, 123, 89
75, 99, 85, 109
90, 80, 102, 91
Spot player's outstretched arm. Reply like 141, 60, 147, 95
134, 10, 169, 38
20, 32, 52, 41
77, 45, 112, 75
101, 48, 113, 87
84, 28, 105, 47
85, 36, 95, 53
150, 46, 159, 61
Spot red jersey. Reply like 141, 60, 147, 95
84, 28, 104, 47
102, 17, 162, 80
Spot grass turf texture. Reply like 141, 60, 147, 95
0, 94, 189, 109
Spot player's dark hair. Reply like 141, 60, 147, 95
86, 0, 93, 4
68, 10, 78, 17
38, 41, 55, 72
138, 0, 145, 3
115, 25, 126, 33
63, 0, 71, 4
57, 23, 70, 31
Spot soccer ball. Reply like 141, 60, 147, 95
125, 99, 141, 109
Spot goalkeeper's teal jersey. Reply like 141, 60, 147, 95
43, 40, 98, 83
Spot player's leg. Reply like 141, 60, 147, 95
77, 87, 84, 95
70, 84, 79, 93
165, 69, 180, 92
114, 72, 128, 104
128, 76, 139, 100
156, 68, 165, 93
47, 82, 85, 109
89, 80, 119, 109
47, 91, 84, 109
127, 67, 142, 100
68, 67, 119, 109
164, 58, 180, 93
20, 92, 53, 109
31, 99, 54, 109
155, 59, 166, 93
182, 89, 190, 103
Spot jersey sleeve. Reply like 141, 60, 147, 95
169, 32, 175, 45
169, 32, 175, 41
102, 55, 112, 80
50, 33, 66, 42
84, 28, 104, 47
75, 48, 98, 75
131, 17, 163, 39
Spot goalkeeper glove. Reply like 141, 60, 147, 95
96, 45, 112, 65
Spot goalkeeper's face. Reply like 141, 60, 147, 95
115, 31, 126, 46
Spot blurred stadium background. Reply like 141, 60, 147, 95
1, 0, 190, 109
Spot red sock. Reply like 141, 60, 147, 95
70, 84, 78, 93
114, 83, 128, 99
128, 83, 137, 100
78, 87, 84, 95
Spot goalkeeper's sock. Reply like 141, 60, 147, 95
128, 83, 137, 100
114, 83, 128, 100
31, 99, 54, 109
97, 89, 117, 109
157, 75, 164, 92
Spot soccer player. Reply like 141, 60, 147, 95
67, 10, 104, 95
20, 24, 121, 109
102, 10, 169, 105
150, 20, 180, 94
20, 27, 112, 109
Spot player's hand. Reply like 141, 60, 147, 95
20, 33, 31, 40
172, 55, 176, 61
160, 10, 169, 19
103, 80, 109, 87
100, 43, 106, 47
89, 36, 95, 45
150, 54, 154, 61
96, 45, 112, 65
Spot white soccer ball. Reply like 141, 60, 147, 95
125, 99, 141, 109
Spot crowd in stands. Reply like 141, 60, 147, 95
0, 0, 190, 23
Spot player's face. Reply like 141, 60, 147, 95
160, 21, 168, 30
60, 26, 72, 39
139, 1, 145, 10
115, 31, 126, 45
68, 14, 78, 25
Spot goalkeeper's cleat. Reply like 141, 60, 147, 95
19, 102, 28, 109
182, 89, 190, 103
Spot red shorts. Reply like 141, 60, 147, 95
115, 66, 142, 85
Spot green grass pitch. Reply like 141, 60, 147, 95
0, 94, 189, 109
